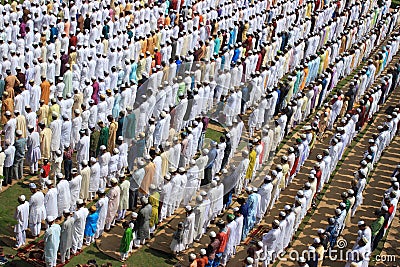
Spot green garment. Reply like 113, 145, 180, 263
177, 82, 186, 103
90, 130, 100, 156
120, 227, 133, 253
345, 199, 351, 212
97, 127, 109, 154
0, 80, 5, 96
371, 216, 384, 236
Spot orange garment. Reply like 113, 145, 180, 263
140, 39, 147, 54
147, 36, 155, 54
1, 97, 14, 124
40, 80, 51, 104
140, 162, 156, 194
300, 68, 309, 91
164, 16, 171, 26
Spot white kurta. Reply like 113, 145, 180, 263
29, 191, 46, 226
95, 196, 109, 238
69, 175, 82, 209
57, 180, 71, 217
44, 187, 58, 219
76, 135, 90, 163
89, 163, 101, 193
72, 207, 89, 250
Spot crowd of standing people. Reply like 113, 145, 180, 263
0, 0, 399, 266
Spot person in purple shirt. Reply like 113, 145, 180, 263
60, 50, 69, 76
19, 19, 27, 37
91, 77, 100, 104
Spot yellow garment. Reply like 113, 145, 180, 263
40, 128, 52, 159
37, 105, 49, 126
280, 163, 290, 189
48, 104, 60, 123
69, 52, 77, 66
149, 191, 160, 227
241, 23, 249, 41
73, 93, 83, 115
315, 245, 325, 267
108, 121, 118, 152
160, 151, 169, 178
79, 166, 91, 200
103, 39, 109, 54
245, 150, 257, 179
16, 115, 27, 138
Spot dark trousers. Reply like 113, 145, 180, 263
64, 159, 72, 180
3, 166, 13, 185
220, 154, 230, 171
202, 167, 212, 186
372, 228, 384, 251
129, 188, 138, 210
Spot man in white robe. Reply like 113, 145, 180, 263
327, 96, 343, 130
44, 216, 61, 267
14, 195, 29, 248
60, 115, 72, 150
76, 130, 90, 164
183, 160, 199, 206
173, 95, 188, 131
95, 189, 109, 239
261, 220, 281, 265
44, 181, 58, 219
71, 109, 82, 150
276, 212, 288, 254
117, 137, 129, 172
71, 199, 89, 254
235, 151, 250, 195
258, 176, 273, 221
195, 148, 208, 185
221, 214, 237, 265
345, 237, 371, 267
60, 209, 74, 264
50, 113, 62, 159
29, 82, 41, 113
158, 169, 173, 220
28, 183, 46, 237
79, 160, 91, 201
182, 206, 196, 249
283, 205, 296, 248
98, 146, 110, 191
54, 172, 70, 215
89, 158, 100, 200
69, 169, 82, 211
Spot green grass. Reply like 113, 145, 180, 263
205, 127, 223, 141
0, 180, 32, 237
65, 244, 177, 267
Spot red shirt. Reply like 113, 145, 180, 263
216, 228, 230, 253
41, 164, 51, 178
196, 256, 208, 267
315, 169, 322, 188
